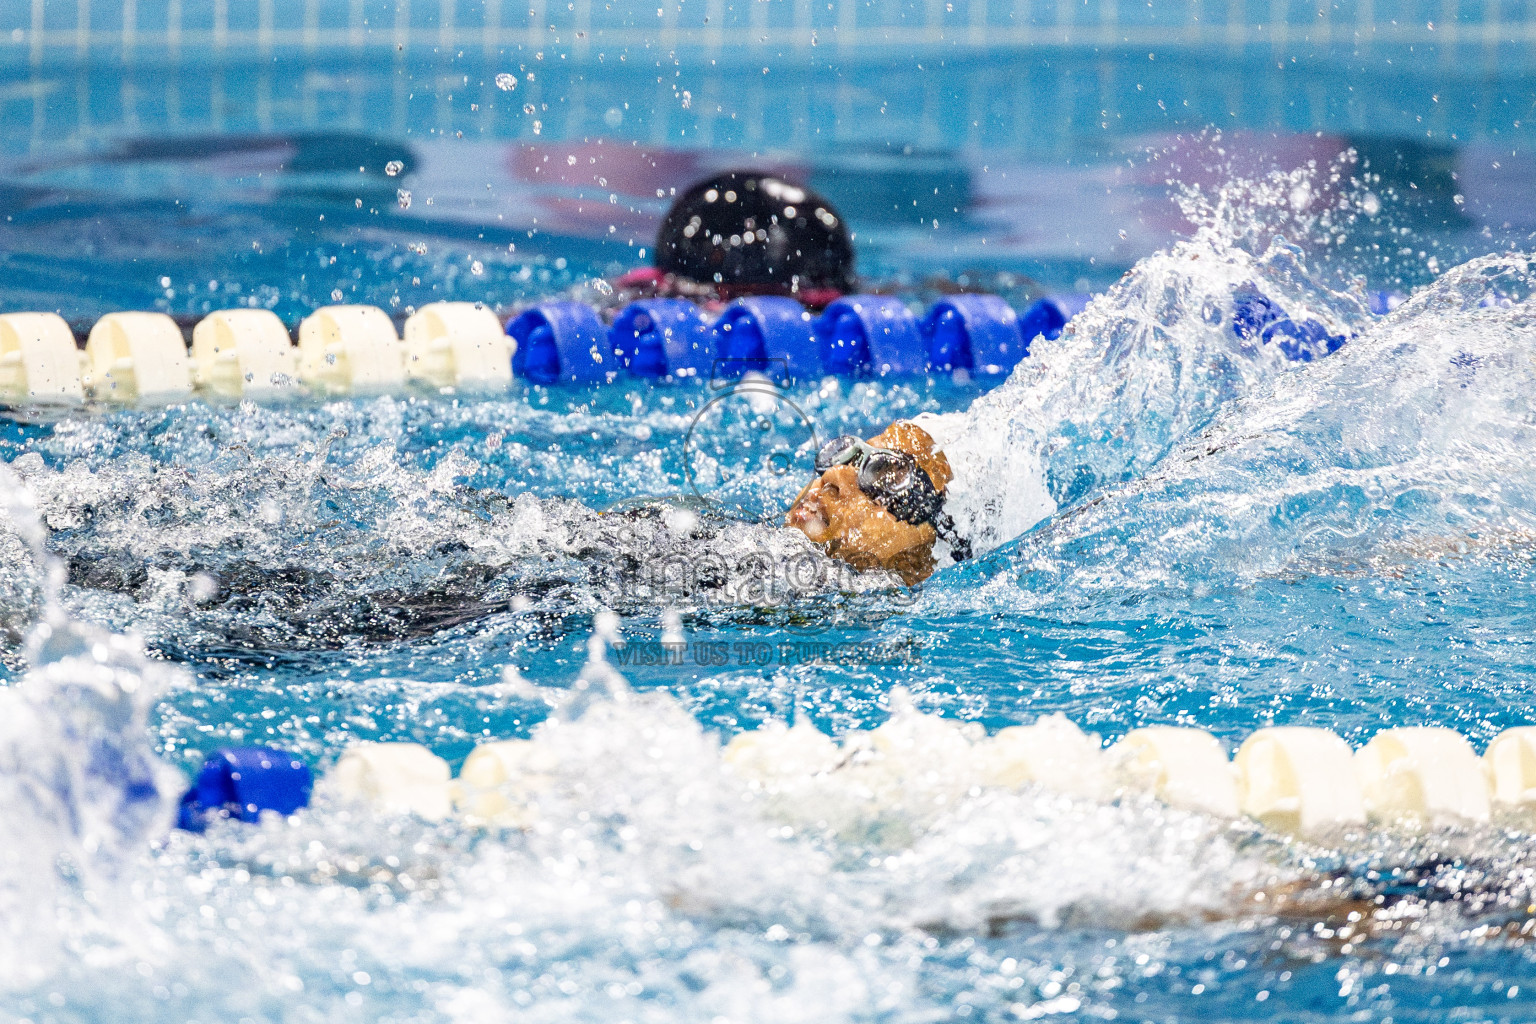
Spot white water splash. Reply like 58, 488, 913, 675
948, 253, 1536, 612
0, 463, 184, 986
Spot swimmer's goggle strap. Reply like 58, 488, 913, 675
813, 435, 973, 562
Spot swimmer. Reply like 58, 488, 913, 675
617, 168, 1043, 314
614, 169, 857, 311
785, 411, 1056, 584
784, 421, 968, 586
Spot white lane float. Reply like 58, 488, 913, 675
1109, 726, 1240, 818
720, 700, 1002, 842
0, 312, 85, 405
1354, 726, 1491, 825
1234, 726, 1366, 836
191, 309, 296, 398
454, 738, 558, 826
211, 713, 1527, 843
975, 713, 1109, 799
326, 741, 454, 820
85, 311, 192, 404
297, 304, 405, 394
721, 721, 855, 832
1486, 726, 1536, 809
404, 301, 514, 390
721, 719, 843, 792
832, 704, 986, 816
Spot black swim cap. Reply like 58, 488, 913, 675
654, 171, 855, 295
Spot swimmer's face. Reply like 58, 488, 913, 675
785, 422, 951, 586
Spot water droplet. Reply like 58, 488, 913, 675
397, 189, 412, 210
470, 260, 484, 276
495, 72, 517, 91
385, 160, 404, 176
330, 289, 344, 301
523, 103, 536, 115
187, 573, 219, 604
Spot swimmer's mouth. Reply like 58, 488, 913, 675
786, 501, 828, 541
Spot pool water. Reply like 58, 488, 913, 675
4, 38, 1536, 1024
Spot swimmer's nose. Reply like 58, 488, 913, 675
787, 479, 832, 539
787, 489, 823, 523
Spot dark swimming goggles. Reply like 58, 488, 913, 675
813, 435, 972, 561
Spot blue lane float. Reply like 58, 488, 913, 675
504, 293, 1095, 383
498, 287, 1404, 384
812, 295, 926, 376
609, 299, 713, 378
922, 294, 1029, 374
508, 302, 610, 384
1016, 298, 1069, 348
177, 746, 313, 832
711, 296, 821, 380
1017, 293, 1093, 346
1231, 290, 1349, 363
